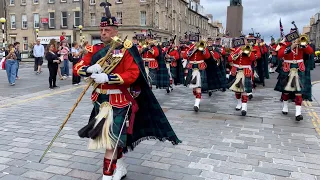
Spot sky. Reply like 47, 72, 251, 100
201, 0, 319, 43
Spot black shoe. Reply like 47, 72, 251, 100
209, 91, 212, 97
295, 115, 303, 121
49, 86, 54, 89
235, 107, 241, 111
241, 110, 247, 116
222, 88, 226, 92
166, 88, 170, 93
194, 106, 199, 112
282, 111, 288, 115
53, 86, 60, 89
249, 94, 253, 100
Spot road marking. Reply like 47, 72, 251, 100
304, 100, 320, 135
312, 80, 320, 85
0, 86, 85, 108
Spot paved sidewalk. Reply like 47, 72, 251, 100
0, 83, 320, 180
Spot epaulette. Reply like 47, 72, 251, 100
85, 45, 93, 53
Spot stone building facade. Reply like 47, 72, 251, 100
79, 0, 215, 45
5, 0, 82, 57
309, 13, 320, 49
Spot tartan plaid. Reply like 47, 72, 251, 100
228, 70, 252, 93
206, 57, 226, 90
155, 46, 170, 89
79, 45, 181, 153
255, 58, 265, 84
218, 56, 227, 88
77, 94, 128, 148
264, 53, 270, 79
302, 54, 313, 101
185, 62, 209, 90
125, 47, 181, 152
176, 58, 185, 85
271, 55, 279, 67
274, 64, 305, 94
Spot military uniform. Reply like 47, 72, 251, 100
164, 45, 180, 92
141, 41, 160, 89
228, 44, 256, 116
275, 32, 313, 121
183, 43, 211, 112
73, 3, 181, 179
269, 37, 278, 73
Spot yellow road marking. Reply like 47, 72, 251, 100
313, 112, 319, 120
307, 101, 312, 107
305, 99, 320, 135
303, 101, 308, 107
0, 86, 85, 108
311, 80, 320, 85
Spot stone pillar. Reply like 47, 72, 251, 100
226, 5, 243, 37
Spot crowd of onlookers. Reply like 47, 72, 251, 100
1, 32, 88, 89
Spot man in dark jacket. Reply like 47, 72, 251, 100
14, 42, 22, 79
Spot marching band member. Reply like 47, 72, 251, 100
141, 35, 160, 89
228, 40, 256, 116
275, 27, 313, 121
183, 40, 211, 112
73, 3, 181, 179
214, 37, 227, 92
206, 37, 226, 96
164, 39, 180, 92
269, 37, 278, 73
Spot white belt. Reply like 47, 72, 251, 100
95, 88, 130, 95
233, 64, 252, 70
189, 60, 204, 64
143, 58, 155, 61
283, 60, 303, 64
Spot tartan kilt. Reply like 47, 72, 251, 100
155, 65, 170, 89
78, 94, 128, 149
274, 64, 305, 93
149, 68, 157, 86
228, 72, 252, 93
170, 66, 177, 80
218, 59, 227, 88
186, 69, 208, 91
271, 55, 278, 67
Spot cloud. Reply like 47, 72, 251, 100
201, 0, 319, 43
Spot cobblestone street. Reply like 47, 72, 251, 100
1, 65, 320, 180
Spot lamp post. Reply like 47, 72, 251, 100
0, 17, 6, 48
35, 29, 39, 40
78, 25, 83, 44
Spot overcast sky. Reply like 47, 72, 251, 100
201, 0, 319, 43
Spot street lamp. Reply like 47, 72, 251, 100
0, 17, 6, 48
79, 25, 83, 44
35, 29, 39, 40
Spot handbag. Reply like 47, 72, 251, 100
1, 57, 6, 70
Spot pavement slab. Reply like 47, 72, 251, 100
0, 65, 320, 179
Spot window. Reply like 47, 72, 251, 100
34, 14, 39, 28
115, 0, 122, 3
61, 12, 67, 27
140, 11, 146, 26
10, 0, 14, 5
61, 0, 67, 2
10, 15, 16, 29
48, 0, 55, 3
116, 12, 122, 25
179, 21, 181, 32
23, 37, 28, 51
155, 12, 159, 27
74, 11, 80, 27
49, 12, 55, 28
22, 15, 28, 29
90, 0, 95, 5
33, 0, 39, 4
90, 13, 96, 26
140, 0, 146, 2
21, 0, 26, 5
165, 0, 167, 7
172, 18, 175, 31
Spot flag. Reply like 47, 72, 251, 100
279, 18, 285, 38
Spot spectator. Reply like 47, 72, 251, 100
49, 39, 65, 80
14, 42, 21, 79
33, 39, 45, 74
5, 44, 18, 86
60, 32, 67, 42
45, 44, 61, 89
58, 40, 70, 78
71, 42, 83, 85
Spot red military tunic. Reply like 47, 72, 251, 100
252, 44, 262, 60
278, 42, 313, 72
269, 43, 278, 56
228, 47, 256, 77
73, 43, 140, 108
141, 46, 160, 69
183, 45, 211, 70
165, 48, 180, 67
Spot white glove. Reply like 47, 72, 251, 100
87, 64, 102, 74
90, 73, 109, 84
